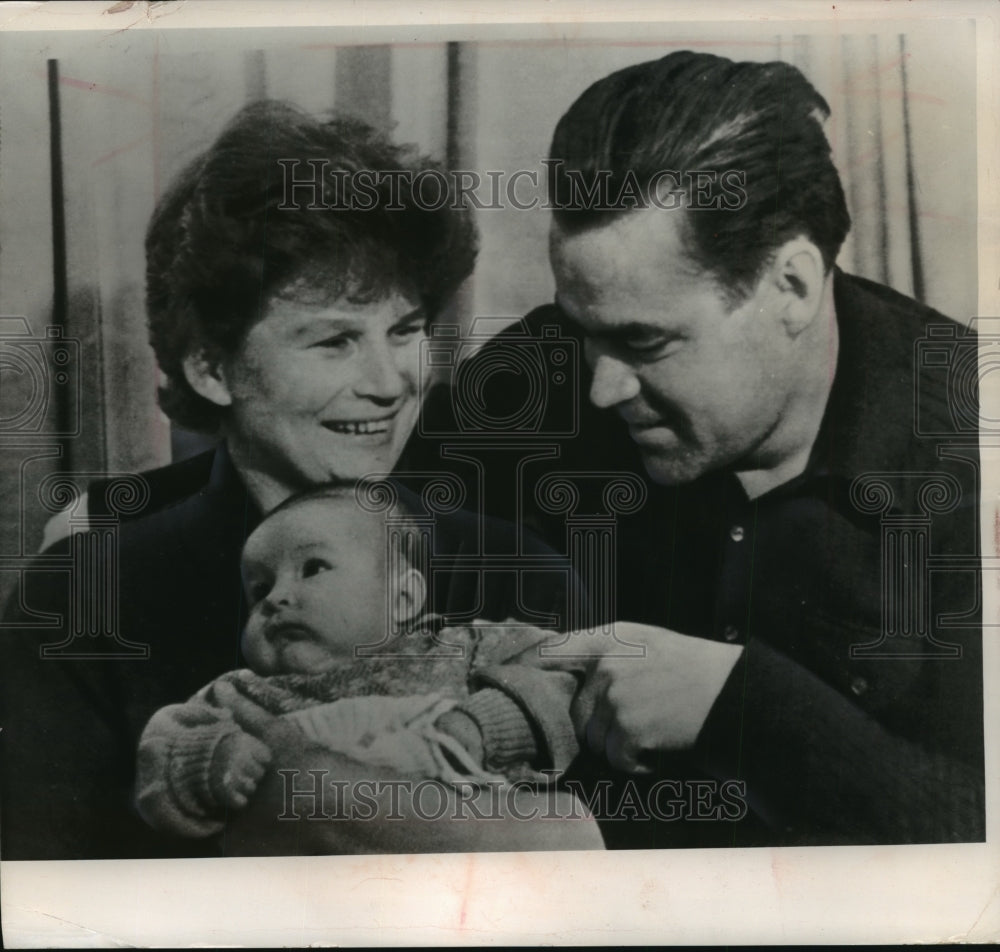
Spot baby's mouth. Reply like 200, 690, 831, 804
266, 621, 316, 644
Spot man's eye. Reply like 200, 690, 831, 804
625, 337, 679, 358
303, 558, 331, 578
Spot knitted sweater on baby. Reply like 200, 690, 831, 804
135, 619, 581, 837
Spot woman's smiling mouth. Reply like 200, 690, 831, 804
323, 417, 394, 435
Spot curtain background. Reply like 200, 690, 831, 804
0, 25, 979, 583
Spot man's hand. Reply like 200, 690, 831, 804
208, 731, 272, 809
547, 622, 743, 773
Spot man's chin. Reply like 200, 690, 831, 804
638, 448, 706, 487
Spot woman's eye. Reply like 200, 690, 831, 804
392, 322, 426, 342
302, 558, 331, 578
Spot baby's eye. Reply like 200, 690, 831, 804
315, 335, 351, 351
247, 581, 270, 605
302, 557, 332, 578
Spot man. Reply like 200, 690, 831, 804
414, 50, 985, 846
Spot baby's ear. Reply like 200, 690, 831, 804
392, 567, 427, 625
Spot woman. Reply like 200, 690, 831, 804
0, 101, 588, 859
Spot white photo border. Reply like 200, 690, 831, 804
1, 0, 998, 946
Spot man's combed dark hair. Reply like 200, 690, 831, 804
147, 100, 479, 432
548, 51, 851, 301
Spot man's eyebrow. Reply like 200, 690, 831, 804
553, 296, 598, 336
604, 321, 673, 341
569, 315, 674, 344
554, 296, 679, 345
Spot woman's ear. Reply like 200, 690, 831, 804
182, 349, 233, 408
392, 567, 428, 626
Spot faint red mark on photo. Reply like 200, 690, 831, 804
35, 70, 150, 107
458, 853, 476, 928
92, 133, 152, 167
838, 86, 947, 107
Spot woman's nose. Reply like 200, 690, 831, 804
354, 339, 410, 404
588, 352, 641, 410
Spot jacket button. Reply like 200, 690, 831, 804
850, 676, 869, 696
723, 625, 740, 642
729, 525, 745, 542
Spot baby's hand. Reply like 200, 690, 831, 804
208, 732, 272, 810
435, 708, 485, 766
213, 679, 304, 752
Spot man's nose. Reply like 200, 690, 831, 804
588, 352, 641, 410
354, 339, 409, 404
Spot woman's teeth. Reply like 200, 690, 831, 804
326, 420, 391, 435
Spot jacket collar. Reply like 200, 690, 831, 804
207, 440, 263, 536
685, 270, 956, 511
806, 269, 947, 485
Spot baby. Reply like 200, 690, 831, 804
134, 484, 583, 838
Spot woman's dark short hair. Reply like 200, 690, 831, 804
147, 100, 479, 432
548, 51, 851, 304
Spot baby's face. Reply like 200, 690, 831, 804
240, 500, 390, 675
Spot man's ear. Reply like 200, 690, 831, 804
767, 237, 827, 336
181, 349, 233, 408
391, 567, 427, 626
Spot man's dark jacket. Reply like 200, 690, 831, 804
407, 269, 986, 848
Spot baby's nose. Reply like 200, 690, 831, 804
264, 581, 297, 611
